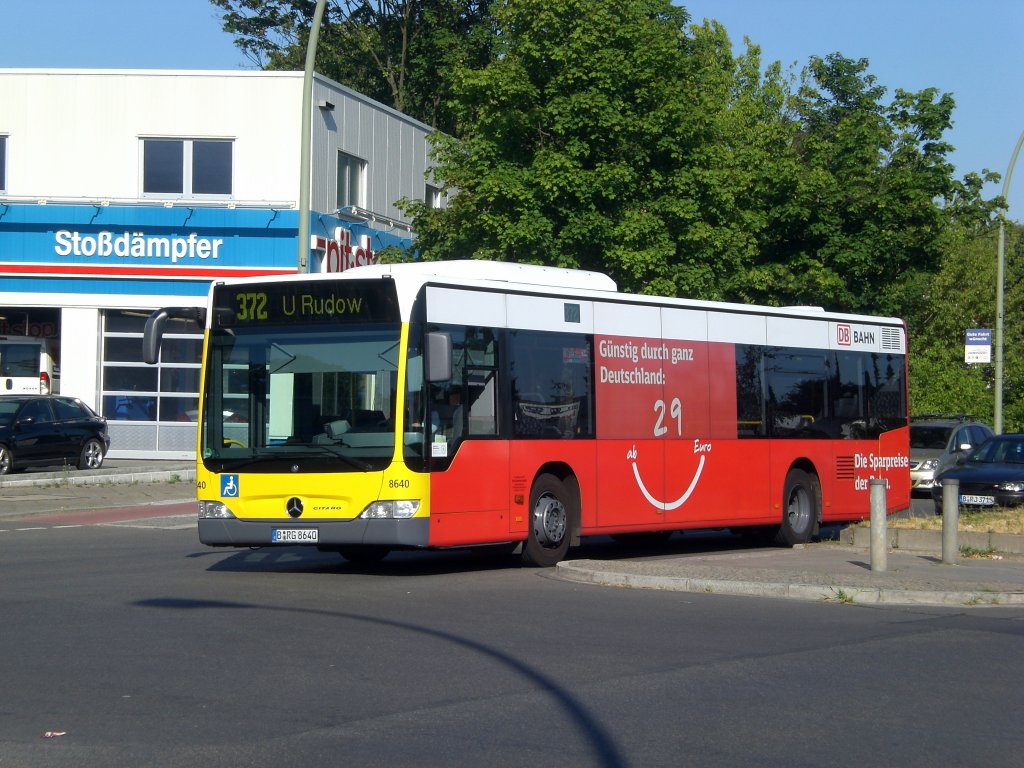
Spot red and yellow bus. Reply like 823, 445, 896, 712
144, 260, 910, 566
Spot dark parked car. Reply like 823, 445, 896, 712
931, 433, 1024, 514
0, 395, 110, 475
909, 416, 993, 495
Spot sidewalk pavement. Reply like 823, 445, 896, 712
0, 459, 195, 517
4, 460, 1024, 607
557, 542, 1024, 607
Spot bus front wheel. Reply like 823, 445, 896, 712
523, 474, 574, 567
774, 468, 819, 546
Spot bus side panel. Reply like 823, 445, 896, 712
768, 439, 835, 521
666, 438, 773, 528
595, 439, 664, 529
880, 425, 911, 512
826, 439, 873, 522
596, 438, 776, 531
824, 427, 911, 522
508, 440, 598, 535
428, 440, 511, 547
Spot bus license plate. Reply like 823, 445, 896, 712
960, 495, 995, 506
272, 528, 319, 543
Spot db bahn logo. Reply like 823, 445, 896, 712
837, 324, 852, 346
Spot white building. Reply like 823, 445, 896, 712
0, 68, 441, 458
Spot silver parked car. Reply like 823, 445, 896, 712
909, 416, 993, 495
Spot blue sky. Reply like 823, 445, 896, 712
2, 0, 1022, 214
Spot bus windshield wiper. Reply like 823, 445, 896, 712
285, 444, 374, 471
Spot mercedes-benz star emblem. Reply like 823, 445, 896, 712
286, 497, 304, 518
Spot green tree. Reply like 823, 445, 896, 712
745, 54, 1001, 316
403, 9, 999, 309
210, 0, 495, 132
908, 223, 1024, 430
403, 1, 800, 296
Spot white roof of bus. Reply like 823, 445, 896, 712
213, 260, 903, 326
344, 259, 618, 292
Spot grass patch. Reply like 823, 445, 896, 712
960, 544, 998, 559
889, 506, 1024, 535
826, 587, 855, 604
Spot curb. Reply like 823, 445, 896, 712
840, 525, 1024, 555
0, 466, 195, 490
555, 560, 1024, 606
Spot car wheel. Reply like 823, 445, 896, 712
522, 473, 575, 567
78, 439, 105, 471
774, 468, 820, 546
0, 444, 12, 475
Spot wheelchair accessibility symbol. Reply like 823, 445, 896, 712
221, 474, 239, 498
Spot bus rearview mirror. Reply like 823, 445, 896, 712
425, 332, 452, 383
143, 307, 207, 365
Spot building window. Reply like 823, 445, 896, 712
142, 138, 233, 197
426, 183, 443, 208
100, 310, 203, 452
337, 151, 366, 210
0, 135, 7, 192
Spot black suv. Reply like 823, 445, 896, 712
0, 395, 110, 475
909, 415, 993, 495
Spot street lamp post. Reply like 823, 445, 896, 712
297, 0, 329, 273
995, 130, 1024, 434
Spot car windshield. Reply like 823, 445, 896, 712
967, 436, 1024, 465
910, 425, 952, 450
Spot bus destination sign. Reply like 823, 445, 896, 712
213, 281, 400, 328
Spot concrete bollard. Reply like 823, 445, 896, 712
869, 478, 887, 572
942, 478, 959, 565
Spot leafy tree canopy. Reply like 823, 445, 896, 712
210, 0, 495, 132
402, 1, 999, 314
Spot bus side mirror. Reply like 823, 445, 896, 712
143, 307, 206, 365
425, 332, 452, 383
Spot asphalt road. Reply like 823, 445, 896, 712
3, 518, 1024, 767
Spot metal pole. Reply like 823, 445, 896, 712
942, 478, 959, 565
994, 130, 1024, 434
296, 0, 329, 273
869, 479, 887, 572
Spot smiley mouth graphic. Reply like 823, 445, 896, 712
628, 445, 706, 511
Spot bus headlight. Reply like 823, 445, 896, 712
199, 501, 237, 519
360, 500, 420, 519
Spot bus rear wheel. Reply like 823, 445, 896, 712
523, 474, 574, 567
774, 468, 819, 546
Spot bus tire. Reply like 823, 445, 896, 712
336, 545, 391, 565
78, 439, 105, 471
774, 468, 819, 546
522, 474, 573, 567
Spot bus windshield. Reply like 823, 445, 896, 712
201, 323, 402, 473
